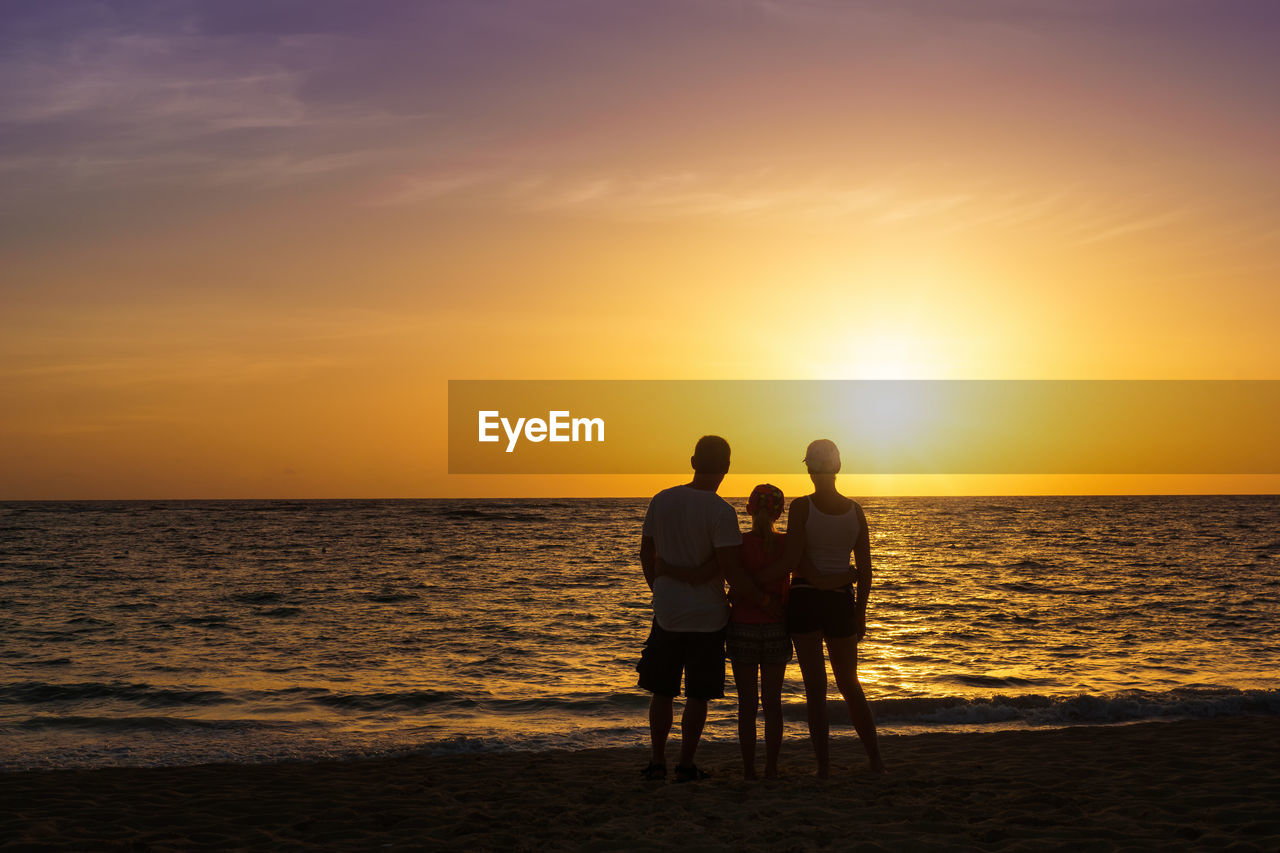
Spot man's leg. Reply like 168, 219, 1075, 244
678, 697, 708, 767
650, 693, 674, 765
676, 627, 725, 776
637, 620, 681, 774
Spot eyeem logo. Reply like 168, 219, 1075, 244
478, 410, 605, 453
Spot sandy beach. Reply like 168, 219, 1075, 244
2, 716, 1277, 851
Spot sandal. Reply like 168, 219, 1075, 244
674, 764, 710, 783
640, 762, 667, 781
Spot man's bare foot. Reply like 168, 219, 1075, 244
743, 769, 758, 780
764, 766, 779, 780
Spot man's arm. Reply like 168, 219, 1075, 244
653, 553, 720, 585
717, 544, 769, 607
640, 535, 656, 591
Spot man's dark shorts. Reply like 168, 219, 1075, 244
636, 620, 726, 700
785, 584, 859, 639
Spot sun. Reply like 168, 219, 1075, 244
798, 325, 950, 380
852, 329, 943, 379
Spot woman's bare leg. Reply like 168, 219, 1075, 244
731, 660, 759, 779
792, 630, 830, 778
827, 635, 884, 773
760, 662, 786, 779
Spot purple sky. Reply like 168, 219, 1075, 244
4, 1, 1278, 229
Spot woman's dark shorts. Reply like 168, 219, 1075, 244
636, 621, 726, 700
785, 584, 858, 639
725, 621, 792, 667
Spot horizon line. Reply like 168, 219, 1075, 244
2, 492, 1277, 502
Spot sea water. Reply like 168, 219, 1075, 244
1, 496, 1277, 770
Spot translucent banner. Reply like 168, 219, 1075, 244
447, 380, 1280, 474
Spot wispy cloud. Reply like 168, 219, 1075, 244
0, 307, 434, 390
0, 18, 433, 197
369, 165, 1194, 251
1072, 207, 1190, 246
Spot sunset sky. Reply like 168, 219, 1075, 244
2, 0, 1278, 499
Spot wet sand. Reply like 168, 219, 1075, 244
3, 716, 1278, 851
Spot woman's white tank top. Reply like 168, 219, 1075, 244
805, 496, 861, 574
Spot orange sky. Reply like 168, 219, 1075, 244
2, 2, 1278, 498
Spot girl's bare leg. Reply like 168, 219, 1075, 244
732, 660, 759, 779
760, 662, 787, 779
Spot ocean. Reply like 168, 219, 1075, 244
1, 496, 1277, 771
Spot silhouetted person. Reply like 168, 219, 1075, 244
637, 435, 768, 782
763, 439, 884, 776
727, 483, 792, 780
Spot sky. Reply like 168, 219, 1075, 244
2, 0, 1278, 499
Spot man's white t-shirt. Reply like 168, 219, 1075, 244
642, 485, 743, 632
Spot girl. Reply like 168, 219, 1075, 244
725, 483, 792, 780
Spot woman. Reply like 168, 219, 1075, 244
766, 439, 884, 776
725, 484, 792, 780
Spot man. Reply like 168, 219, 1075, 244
637, 435, 769, 782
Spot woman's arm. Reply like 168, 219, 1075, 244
756, 497, 809, 582
852, 503, 872, 639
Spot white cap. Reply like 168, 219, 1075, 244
803, 439, 841, 474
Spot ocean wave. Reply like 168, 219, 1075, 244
479, 693, 651, 714
414, 735, 513, 755
978, 612, 1039, 624
0, 681, 235, 707
6, 683, 609, 716
12, 715, 308, 733
310, 689, 472, 711
228, 591, 285, 604
302, 689, 651, 714
9, 658, 73, 668
286, 686, 1280, 725
947, 674, 1054, 688
364, 591, 418, 603
993, 581, 1068, 595
866, 687, 1280, 727
438, 508, 551, 522
1000, 560, 1052, 570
